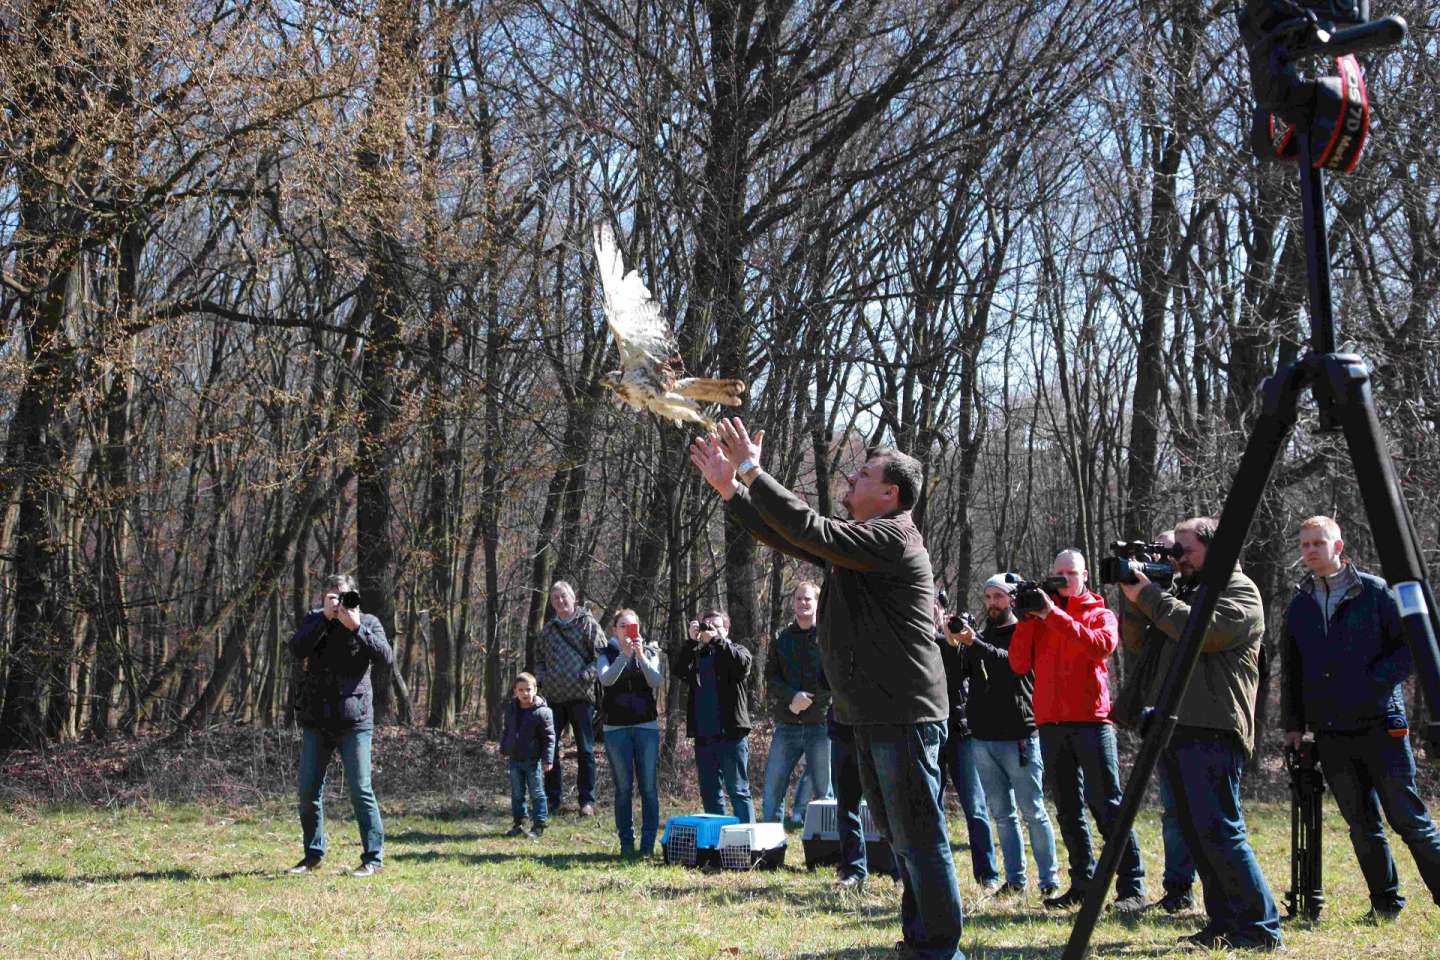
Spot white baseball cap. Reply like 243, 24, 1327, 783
983, 573, 1020, 594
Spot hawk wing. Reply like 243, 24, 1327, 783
592, 223, 684, 383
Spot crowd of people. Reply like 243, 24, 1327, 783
283, 422, 1440, 960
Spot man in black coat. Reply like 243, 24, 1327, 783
287, 574, 394, 877
674, 607, 755, 822
691, 419, 964, 960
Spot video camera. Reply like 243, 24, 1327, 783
1098, 540, 1183, 587
1014, 576, 1066, 616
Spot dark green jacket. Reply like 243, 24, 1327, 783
1121, 565, 1265, 755
727, 473, 946, 727
766, 621, 829, 724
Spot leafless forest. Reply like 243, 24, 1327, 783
2, 1, 1438, 761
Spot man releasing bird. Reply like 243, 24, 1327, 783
592, 223, 745, 429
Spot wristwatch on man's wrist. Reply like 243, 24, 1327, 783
737, 458, 761, 484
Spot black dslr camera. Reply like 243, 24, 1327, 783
936, 589, 974, 635
338, 590, 362, 609
1098, 540, 1182, 587
1014, 576, 1066, 615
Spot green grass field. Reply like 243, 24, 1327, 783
3, 792, 1438, 960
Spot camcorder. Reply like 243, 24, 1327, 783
936, 589, 975, 635
338, 590, 362, 609
1098, 540, 1183, 587
1014, 576, 1067, 615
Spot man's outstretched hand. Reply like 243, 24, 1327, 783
689, 433, 738, 500
715, 417, 763, 480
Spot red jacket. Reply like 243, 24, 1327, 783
1008, 589, 1118, 725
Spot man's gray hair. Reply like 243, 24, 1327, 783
323, 573, 357, 593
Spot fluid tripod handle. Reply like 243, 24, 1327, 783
1307, 15, 1406, 58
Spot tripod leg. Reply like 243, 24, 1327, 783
1326, 354, 1440, 754
1062, 362, 1306, 960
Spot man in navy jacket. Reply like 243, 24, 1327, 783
1282, 515, 1440, 920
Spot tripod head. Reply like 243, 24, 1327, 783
1240, 0, 1405, 173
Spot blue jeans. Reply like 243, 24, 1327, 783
940, 728, 1000, 885
509, 759, 548, 825
604, 725, 660, 854
544, 699, 596, 807
297, 728, 384, 865
1318, 729, 1440, 913
1158, 762, 1196, 894
1164, 727, 1281, 947
972, 735, 1059, 890
763, 722, 832, 823
695, 734, 754, 823
855, 721, 965, 960
790, 760, 813, 822
832, 728, 868, 880
1039, 722, 1145, 899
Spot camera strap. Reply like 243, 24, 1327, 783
1254, 53, 1368, 173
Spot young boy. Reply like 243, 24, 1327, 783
500, 672, 556, 838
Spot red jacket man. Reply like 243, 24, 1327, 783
1008, 585, 1118, 725
1007, 549, 1145, 911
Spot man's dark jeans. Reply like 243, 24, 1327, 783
1163, 726, 1281, 948
297, 728, 384, 866
831, 728, 868, 881
939, 726, 1000, 886
1318, 728, 1440, 914
1039, 721, 1145, 899
544, 699, 596, 808
695, 733, 755, 823
855, 721, 965, 960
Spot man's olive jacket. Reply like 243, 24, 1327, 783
727, 472, 946, 726
1120, 565, 1265, 755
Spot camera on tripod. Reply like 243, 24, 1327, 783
1014, 576, 1066, 615
1098, 541, 1183, 587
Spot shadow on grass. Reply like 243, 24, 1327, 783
17, 868, 271, 886
388, 849, 606, 870
387, 829, 489, 844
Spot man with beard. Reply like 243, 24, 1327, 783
1120, 516, 1281, 951
690, 419, 963, 960
949, 574, 1059, 899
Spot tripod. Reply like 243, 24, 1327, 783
1285, 742, 1326, 921
1062, 11, 1436, 959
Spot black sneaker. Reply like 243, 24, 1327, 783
837, 873, 866, 893
1159, 890, 1195, 914
286, 856, 323, 875
350, 861, 383, 878
530, 823, 546, 838
1044, 887, 1086, 909
996, 881, 1026, 898
1362, 906, 1402, 924
505, 822, 526, 838
1110, 894, 1148, 915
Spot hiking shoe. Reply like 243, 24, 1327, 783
505, 822, 526, 838
1362, 907, 1401, 924
1044, 887, 1086, 909
837, 874, 866, 893
1110, 895, 1148, 915
1159, 890, 1195, 914
286, 856, 323, 874
530, 823, 546, 838
350, 861, 383, 878
995, 881, 1026, 898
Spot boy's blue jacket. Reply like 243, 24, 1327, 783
500, 694, 556, 764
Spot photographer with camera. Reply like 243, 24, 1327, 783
1118, 516, 1280, 950
1280, 515, 1440, 921
690, 419, 963, 960
597, 608, 664, 857
674, 608, 755, 823
286, 574, 393, 877
933, 591, 1001, 893
948, 574, 1059, 899
1007, 549, 1146, 913
535, 580, 606, 817
1111, 531, 1197, 914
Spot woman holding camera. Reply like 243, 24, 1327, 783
597, 608, 664, 857
287, 574, 393, 877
